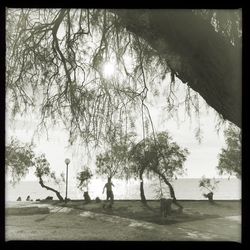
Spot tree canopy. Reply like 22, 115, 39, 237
129, 131, 189, 202
5, 138, 35, 185
129, 132, 189, 180
6, 9, 242, 150
6, 9, 161, 146
95, 133, 134, 179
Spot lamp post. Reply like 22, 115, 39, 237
65, 158, 70, 202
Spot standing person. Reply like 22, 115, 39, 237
159, 187, 172, 218
102, 177, 114, 207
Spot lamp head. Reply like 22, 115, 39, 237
65, 158, 70, 165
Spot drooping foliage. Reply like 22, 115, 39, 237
6, 9, 241, 150
6, 9, 166, 146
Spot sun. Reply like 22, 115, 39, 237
102, 62, 115, 78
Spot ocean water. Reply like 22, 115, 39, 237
5, 178, 241, 202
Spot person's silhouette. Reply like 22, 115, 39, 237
103, 177, 114, 208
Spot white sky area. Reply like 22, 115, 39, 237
6, 72, 230, 183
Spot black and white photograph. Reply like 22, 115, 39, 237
5, 9, 242, 241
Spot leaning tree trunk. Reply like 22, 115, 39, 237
112, 9, 241, 128
154, 170, 183, 210
38, 177, 64, 201
139, 170, 147, 204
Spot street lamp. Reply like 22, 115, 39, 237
65, 158, 70, 202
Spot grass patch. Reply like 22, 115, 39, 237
55, 200, 240, 225
6, 206, 50, 215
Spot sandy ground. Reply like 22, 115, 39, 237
5, 200, 241, 241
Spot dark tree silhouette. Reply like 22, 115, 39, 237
113, 9, 242, 128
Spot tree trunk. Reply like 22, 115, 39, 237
38, 177, 64, 201
139, 171, 146, 203
154, 170, 183, 210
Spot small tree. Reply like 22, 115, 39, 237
199, 176, 220, 203
76, 167, 93, 202
129, 131, 189, 208
217, 125, 241, 178
34, 154, 65, 201
6, 138, 65, 201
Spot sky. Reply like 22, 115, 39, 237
5, 73, 230, 183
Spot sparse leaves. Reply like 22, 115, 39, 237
34, 154, 51, 178
96, 133, 135, 179
217, 124, 241, 178
76, 167, 93, 191
5, 138, 35, 185
199, 175, 220, 193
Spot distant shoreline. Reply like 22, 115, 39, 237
6, 177, 240, 182
6, 178, 241, 201
6, 199, 241, 203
